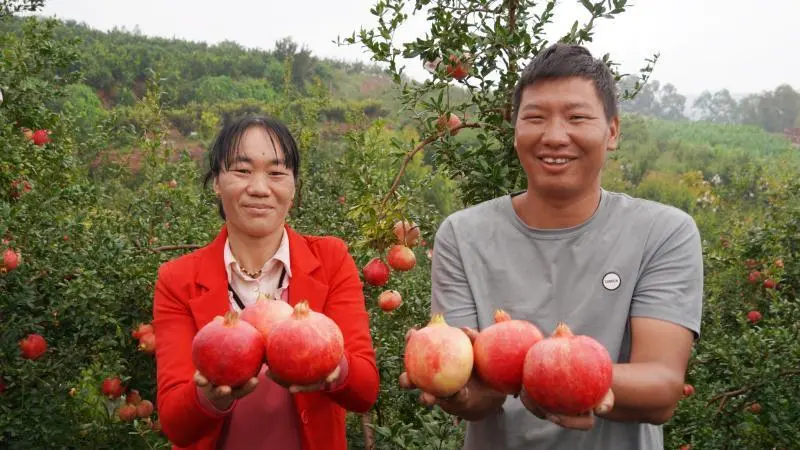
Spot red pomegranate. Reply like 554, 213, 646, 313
131, 323, 154, 340
387, 244, 416, 271
522, 322, 613, 415
473, 310, 544, 394
136, 399, 154, 418
126, 389, 142, 405
240, 293, 294, 344
2, 248, 20, 272
32, 129, 50, 146
191, 311, 265, 387
266, 301, 344, 385
138, 332, 156, 354
404, 314, 474, 397
19, 333, 47, 360
393, 220, 420, 247
747, 310, 762, 323
363, 257, 390, 286
101, 377, 125, 399
377, 289, 402, 312
117, 404, 137, 422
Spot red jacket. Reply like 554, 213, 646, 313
152, 225, 379, 450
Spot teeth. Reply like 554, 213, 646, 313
542, 157, 570, 164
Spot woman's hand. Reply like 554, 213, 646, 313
266, 355, 346, 394
194, 370, 259, 411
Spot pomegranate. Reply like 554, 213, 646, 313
136, 399, 154, 418
102, 377, 125, 399
191, 311, 265, 387
763, 278, 776, 289
266, 301, 344, 385
436, 113, 462, 136
774, 258, 784, 268
2, 248, 20, 272
32, 129, 50, 146
19, 333, 47, 360
117, 404, 137, 422
363, 257, 390, 286
138, 332, 156, 354
126, 389, 142, 405
377, 289, 402, 312
682, 384, 695, 397
0, 376, 5, 395
748, 270, 760, 284
387, 244, 416, 271
747, 310, 762, 323
473, 310, 544, 394
131, 323, 154, 340
240, 293, 294, 344
522, 322, 613, 415
748, 402, 762, 413
404, 314, 474, 397
444, 54, 469, 80
393, 220, 420, 247
167, 179, 178, 188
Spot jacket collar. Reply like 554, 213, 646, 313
195, 224, 321, 291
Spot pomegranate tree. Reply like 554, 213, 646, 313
522, 323, 613, 415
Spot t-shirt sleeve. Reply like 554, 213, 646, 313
630, 209, 704, 339
430, 217, 479, 330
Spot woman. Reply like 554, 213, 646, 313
152, 115, 379, 450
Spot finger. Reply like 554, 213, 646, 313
325, 366, 341, 384
419, 391, 438, 407
594, 388, 615, 415
194, 371, 208, 387
460, 327, 480, 343
289, 383, 323, 394
398, 372, 416, 390
214, 385, 232, 397
549, 413, 594, 430
518, 387, 547, 420
232, 377, 259, 398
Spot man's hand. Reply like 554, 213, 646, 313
519, 384, 614, 430
398, 326, 506, 421
194, 370, 259, 411
266, 355, 345, 394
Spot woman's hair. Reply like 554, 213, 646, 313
202, 115, 301, 220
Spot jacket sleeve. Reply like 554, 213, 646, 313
152, 262, 227, 447
320, 239, 380, 413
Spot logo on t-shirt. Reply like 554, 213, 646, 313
602, 272, 621, 291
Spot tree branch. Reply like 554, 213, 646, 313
705, 368, 800, 413
361, 413, 375, 450
379, 122, 483, 209
504, 0, 519, 122
150, 244, 203, 252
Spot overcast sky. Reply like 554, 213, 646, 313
35, 0, 798, 96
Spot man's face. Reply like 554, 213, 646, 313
514, 76, 619, 200
213, 126, 296, 240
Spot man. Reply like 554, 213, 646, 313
400, 43, 704, 449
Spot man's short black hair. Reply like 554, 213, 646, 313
511, 43, 618, 122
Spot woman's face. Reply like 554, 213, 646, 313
213, 126, 296, 240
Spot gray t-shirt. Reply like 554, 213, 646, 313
430, 189, 704, 450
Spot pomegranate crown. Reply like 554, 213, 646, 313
427, 313, 449, 326
222, 310, 241, 326
552, 322, 574, 338
293, 300, 311, 318
493, 309, 512, 323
